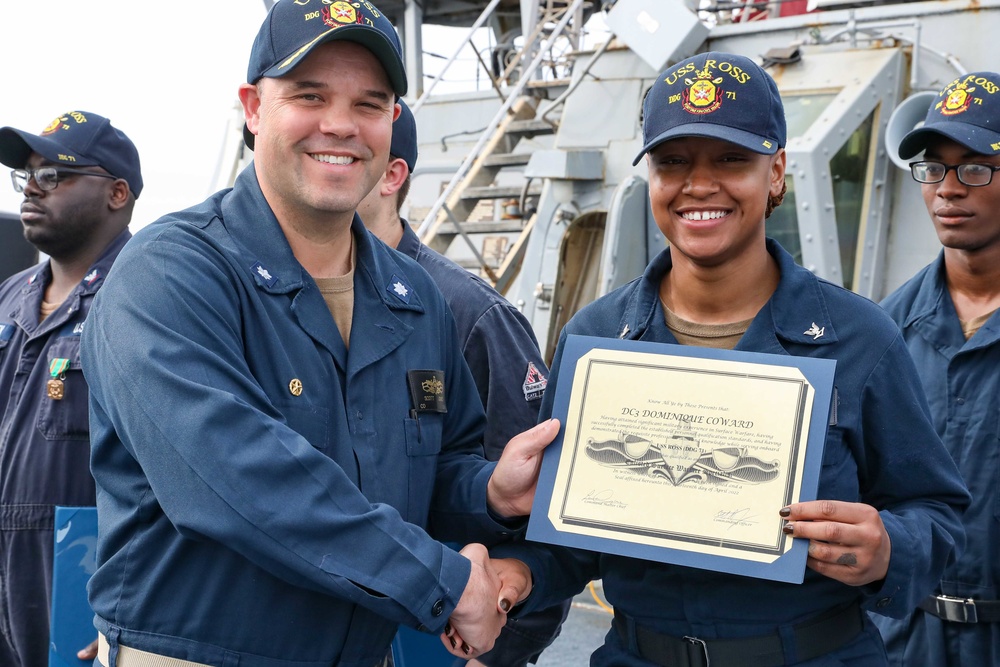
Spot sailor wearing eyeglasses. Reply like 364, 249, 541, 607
0, 111, 141, 667
875, 72, 1000, 666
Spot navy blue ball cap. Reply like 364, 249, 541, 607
390, 99, 417, 172
634, 52, 786, 166
898, 71, 1000, 159
0, 111, 143, 198
247, 0, 406, 95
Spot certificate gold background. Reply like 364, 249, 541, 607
548, 348, 814, 565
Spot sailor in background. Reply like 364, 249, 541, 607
874, 71, 1000, 667
0, 111, 141, 667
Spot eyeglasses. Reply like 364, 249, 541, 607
10, 166, 118, 193
909, 161, 1000, 187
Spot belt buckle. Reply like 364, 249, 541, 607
932, 595, 979, 623
683, 635, 711, 667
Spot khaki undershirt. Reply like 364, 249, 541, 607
961, 308, 997, 340
315, 245, 356, 349
39, 299, 61, 322
662, 301, 753, 350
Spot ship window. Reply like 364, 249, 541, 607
830, 109, 875, 291
784, 93, 837, 140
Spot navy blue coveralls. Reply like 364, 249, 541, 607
397, 222, 569, 665
397, 222, 548, 462
81, 168, 516, 667
875, 253, 1000, 666
0, 230, 129, 667
496, 240, 970, 666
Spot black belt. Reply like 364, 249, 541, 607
614, 601, 863, 667
918, 594, 1000, 623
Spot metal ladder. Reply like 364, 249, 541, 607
419, 95, 556, 292
414, 0, 587, 294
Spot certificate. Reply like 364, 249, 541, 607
526, 335, 836, 583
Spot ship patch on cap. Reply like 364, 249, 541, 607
898, 71, 1000, 158
633, 52, 785, 165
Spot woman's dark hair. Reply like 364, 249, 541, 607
765, 180, 786, 219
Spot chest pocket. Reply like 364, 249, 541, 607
37, 336, 89, 441
404, 414, 444, 524
277, 402, 331, 454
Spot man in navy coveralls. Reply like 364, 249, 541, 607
875, 71, 1000, 666
80, 3, 558, 666
0, 110, 141, 667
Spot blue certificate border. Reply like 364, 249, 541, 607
526, 334, 837, 584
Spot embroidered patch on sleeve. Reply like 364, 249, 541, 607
522, 361, 548, 401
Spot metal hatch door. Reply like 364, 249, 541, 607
767, 47, 904, 299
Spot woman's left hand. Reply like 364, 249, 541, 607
780, 500, 891, 586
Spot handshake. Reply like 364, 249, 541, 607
441, 544, 532, 659
439, 418, 561, 659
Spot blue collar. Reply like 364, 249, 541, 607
619, 239, 839, 350
221, 166, 425, 314
902, 251, 1000, 351
396, 218, 422, 262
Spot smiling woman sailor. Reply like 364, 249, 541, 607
490, 52, 971, 667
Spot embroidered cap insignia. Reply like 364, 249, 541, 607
682, 66, 724, 115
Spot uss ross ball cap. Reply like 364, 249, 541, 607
634, 52, 787, 166
0, 110, 143, 198
898, 71, 1000, 159
244, 0, 407, 149
247, 0, 406, 94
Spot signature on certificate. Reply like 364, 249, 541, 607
582, 488, 628, 509
713, 507, 760, 529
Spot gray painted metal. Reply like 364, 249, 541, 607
606, 0, 710, 73
598, 175, 658, 298
524, 150, 605, 180
781, 48, 903, 296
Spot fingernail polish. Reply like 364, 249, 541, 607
444, 623, 452, 637
450, 638, 457, 649
779, 506, 791, 517
782, 523, 794, 535
499, 598, 511, 612
464, 646, 472, 655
